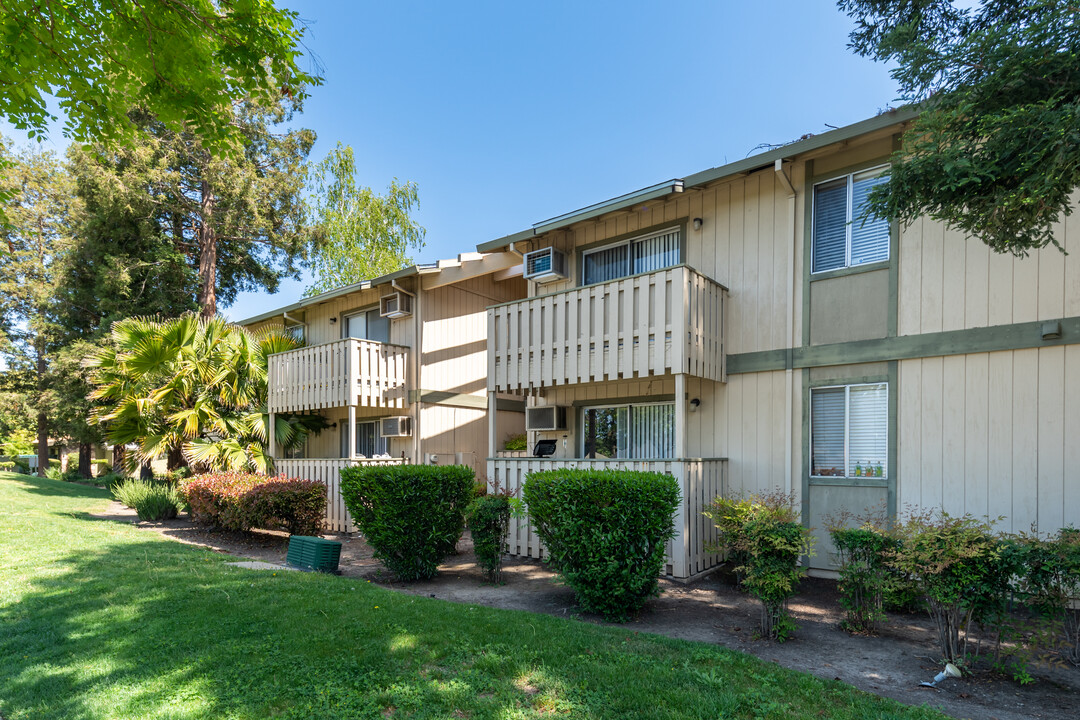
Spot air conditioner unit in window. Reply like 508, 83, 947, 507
526, 406, 567, 432
380, 416, 412, 437
379, 291, 413, 319
523, 247, 568, 283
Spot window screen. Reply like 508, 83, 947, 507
810, 383, 888, 478
812, 167, 890, 273
582, 228, 680, 285
344, 308, 390, 343
340, 420, 388, 458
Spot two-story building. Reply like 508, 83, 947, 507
479, 108, 1080, 577
239, 252, 527, 531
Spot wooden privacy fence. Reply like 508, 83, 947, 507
267, 338, 409, 413
276, 457, 404, 533
487, 265, 727, 393
488, 457, 728, 579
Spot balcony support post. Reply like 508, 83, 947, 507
487, 390, 497, 485
675, 373, 687, 458
347, 404, 357, 459
268, 412, 276, 464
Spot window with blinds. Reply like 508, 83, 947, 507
582, 402, 674, 459
582, 227, 680, 285
812, 167, 890, 273
340, 420, 388, 458
810, 383, 888, 478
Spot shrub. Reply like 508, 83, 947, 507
467, 493, 512, 583
12, 457, 30, 474
889, 511, 1002, 663
705, 492, 813, 641
1017, 527, 1080, 666
340, 464, 474, 581
0, 461, 14, 472
181, 473, 327, 536
523, 469, 680, 622
112, 478, 185, 521
827, 520, 898, 634
503, 433, 527, 452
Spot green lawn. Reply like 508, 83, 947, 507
0, 472, 947, 720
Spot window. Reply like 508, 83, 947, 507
340, 420, 388, 458
812, 167, 890, 273
810, 383, 888, 478
284, 324, 305, 343
582, 227, 680, 285
343, 307, 390, 343
582, 402, 674, 459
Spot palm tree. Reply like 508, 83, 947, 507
87, 313, 325, 473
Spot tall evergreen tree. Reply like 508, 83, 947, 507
0, 138, 79, 475
68, 102, 315, 317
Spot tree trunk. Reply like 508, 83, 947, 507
78, 442, 92, 479
167, 443, 187, 471
112, 444, 126, 474
140, 462, 153, 480
36, 412, 49, 477
197, 181, 217, 318
35, 347, 49, 477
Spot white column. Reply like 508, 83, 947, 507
675, 373, 687, 459
487, 390, 498, 490
347, 405, 357, 459
268, 412, 276, 461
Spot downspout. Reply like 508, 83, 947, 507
775, 159, 797, 499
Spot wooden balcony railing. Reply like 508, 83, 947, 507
267, 338, 409, 413
275, 457, 405, 532
488, 456, 727, 579
487, 265, 726, 392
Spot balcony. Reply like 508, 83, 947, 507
267, 338, 409, 414
488, 456, 728, 579
487, 265, 726, 392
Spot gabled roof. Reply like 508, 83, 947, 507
476, 107, 918, 253
233, 251, 508, 326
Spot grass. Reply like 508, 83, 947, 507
0, 471, 948, 720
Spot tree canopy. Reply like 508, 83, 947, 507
839, 0, 1080, 256
0, 0, 320, 153
305, 143, 425, 296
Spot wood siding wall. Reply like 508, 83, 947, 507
898, 348, 1080, 535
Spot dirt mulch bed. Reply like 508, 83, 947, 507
96, 502, 1079, 720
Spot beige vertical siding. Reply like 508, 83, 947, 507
898, 193, 1079, 336
897, 348, 1080, 535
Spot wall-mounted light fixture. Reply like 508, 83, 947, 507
329, 422, 338, 430
689, 398, 701, 412
1042, 321, 1062, 340
329, 317, 337, 324
692, 218, 704, 231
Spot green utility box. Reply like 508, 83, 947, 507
286, 536, 342, 573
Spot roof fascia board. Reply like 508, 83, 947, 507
475, 107, 919, 254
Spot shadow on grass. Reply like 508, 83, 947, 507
0, 473, 951, 720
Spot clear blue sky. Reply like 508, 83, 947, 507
2, 1, 900, 322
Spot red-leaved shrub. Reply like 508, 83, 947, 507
180, 472, 326, 536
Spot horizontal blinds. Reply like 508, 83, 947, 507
850, 171, 890, 266
848, 383, 888, 477
812, 179, 848, 273
632, 230, 680, 275
810, 387, 846, 476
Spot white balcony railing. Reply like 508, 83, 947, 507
267, 338, 409, 414
488, 456, 727, 579
487, 265, 726, 393
275, 457, 405, 532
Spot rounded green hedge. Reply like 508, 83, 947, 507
340, 464, 474, 581
523, 468, 680, 621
